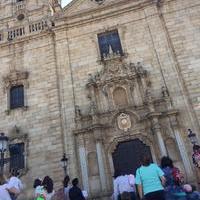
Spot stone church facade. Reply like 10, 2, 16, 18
0, 0, 200, 199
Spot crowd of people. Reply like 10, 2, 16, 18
0, 156, 200, 200
0, 171, 86, 200
33, 176, 87, 200
112, 156, 200, 200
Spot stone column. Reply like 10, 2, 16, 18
94, 130, 107, 192
78, 135, 90, 193
170, 115, 193, 180
152, 116, 167, 157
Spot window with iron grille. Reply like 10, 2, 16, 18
10, 85, 24, 109
9, 143, 25, 170
98, 30, 123, 59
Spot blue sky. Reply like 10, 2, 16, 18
61, 0, 73, 7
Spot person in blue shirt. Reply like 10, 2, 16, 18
135, 155, 166, 200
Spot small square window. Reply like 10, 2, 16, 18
98, 30, 123, 59
10, 85, 24, 109
9, 143, 25, 170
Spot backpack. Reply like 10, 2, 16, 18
36, 196, 46, 200
172, 167, 184, 185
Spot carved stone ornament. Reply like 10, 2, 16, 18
117, 113, 132, 131
3, 70, 29, 90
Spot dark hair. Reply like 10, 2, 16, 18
193, 145, 200, 151
113, 169, 121, 178
72, 178, 79, 186
191, 184, 197, 192
10, 168, 20, 177
161, 156, 174, 168
63, 175, 70, 187
141, 155, 151, 166
42, 176, 54, 193
33, 179, 42, 189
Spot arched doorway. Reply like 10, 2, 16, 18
112, 139, 152, 175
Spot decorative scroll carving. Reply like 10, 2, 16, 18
75, 105, 82, 118
89, 101, 97, 115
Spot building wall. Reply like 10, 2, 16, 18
0, 0, 199, 199
56, 0, 200, 196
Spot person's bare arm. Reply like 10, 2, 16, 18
160, 176, 166, 186
7, 187, 20, 195
137, 184, 143, 200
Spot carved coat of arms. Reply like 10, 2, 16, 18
117, 113, 132, 131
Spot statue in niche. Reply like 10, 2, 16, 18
102, 86, 108, 97
145, 87, 153, 102
88, 74, 95, 83
94, 71, 101, 82
136, 62, 144, 73
90, 101, 97, 115
129, 63, 136, 73
161, 86, 169, 98
75, 105, 82, 118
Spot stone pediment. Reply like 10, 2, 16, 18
63, 0, 126, 16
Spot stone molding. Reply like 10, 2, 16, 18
3, 70, 29, 91
3, 70, 29, 114
106, 133, 154, 154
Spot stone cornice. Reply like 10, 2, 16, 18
145, 111, 162, 119
143, 108, 179, 120
165, 109, 179, 116
73, 123, 110, 135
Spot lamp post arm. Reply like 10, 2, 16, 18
64, 165, 67, 177
0, 151, 4, 175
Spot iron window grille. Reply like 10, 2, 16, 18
10, 85, 24, 109
98, 30, 123, 59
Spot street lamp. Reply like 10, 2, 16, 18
0, 133, 8, 175
61, 153, 68, 176
188, 129, 198, 145
187, 129, 200, 169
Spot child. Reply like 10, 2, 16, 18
7, 169, 23, 200
33, 178, 46, 200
